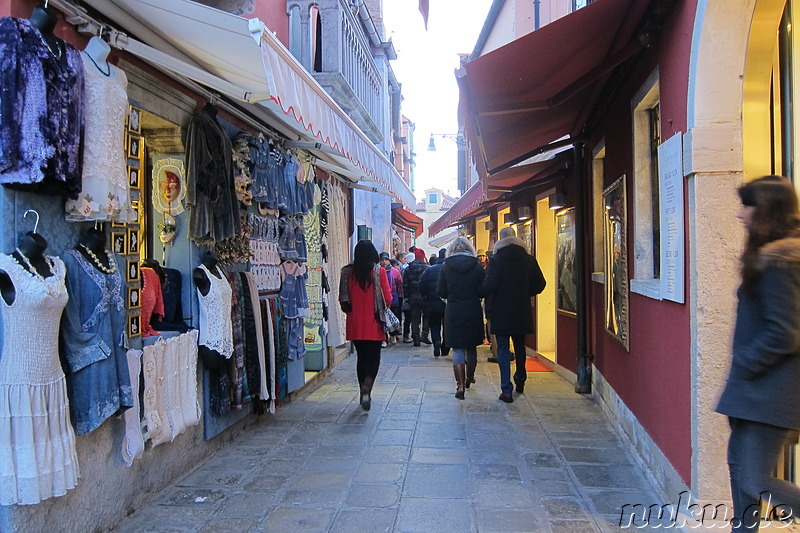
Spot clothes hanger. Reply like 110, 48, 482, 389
23, 210, 40, 235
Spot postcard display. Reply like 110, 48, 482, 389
0, 15, 332, 502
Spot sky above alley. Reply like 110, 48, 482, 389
382, 0, 494, 201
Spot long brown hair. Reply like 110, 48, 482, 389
739, 175, 800, 294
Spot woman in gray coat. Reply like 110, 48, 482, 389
437, 236, 485, 399
716, 175, 800, 531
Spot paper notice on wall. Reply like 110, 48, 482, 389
658, 133, 685, 304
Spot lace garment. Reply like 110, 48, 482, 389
196, 264, 234, 357
0, 253, 79, 505
65, 56, 132, 222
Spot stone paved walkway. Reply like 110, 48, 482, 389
117, 342, 672, 533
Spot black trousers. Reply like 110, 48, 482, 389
428, 311, 445, 348
353, 340, 382, 388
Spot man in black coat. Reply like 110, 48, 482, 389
419, 254, 448, 357
479, 227, 546, 403
402, 248, 430, 346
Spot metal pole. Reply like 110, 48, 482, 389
574, 142, 592, 394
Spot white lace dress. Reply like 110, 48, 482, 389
0, 254, 79, 505
196, 264, 234, 357
65, 54, 134, 222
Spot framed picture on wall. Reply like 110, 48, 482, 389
127, 286, 141, 310
129, 107, 141, 134
556, 208, 577, 315
128, 314, 140, 337
127, 228, 139, 255
130, 200, 141, 224
602, 175, 630, 351
111, 232, 126, 255
128, 166, 141, 190
126, 259, 139, 283
128, 136, 141, 159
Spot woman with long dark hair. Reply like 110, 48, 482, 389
717, 175, 800, 531
339, 240, 392, 411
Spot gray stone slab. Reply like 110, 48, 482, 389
346, 482, 402, 507
472, 462, 522, 481
311, 444, 366, 460
560, 446, 632, 465
256, 506, 336, 532
302, 456, 362, 473
364, 445, 410, 463
586, 489, 665, 518
378, 418, 417, 430
252, 459, 307, 478
242, 474, 291, 493
329, 508, 398, 533
214, 492, 274, 518
354, 462, 405, 483
162, 488, 228, 507
523, 451, 562, 468
550, 519, 600, 533
372, 429, 414, 446
396, 497, 472, 532
289, 471, 351, 490
278, 488, 346, 506
474, 480, 535, 508
177, 469, 249, 489
476, 508, 546, 533
199, 518, 258, 533
569, 464, 649, 490
404, 463, 470, 498
541, 497, 592, 520
410, 447, 469, 464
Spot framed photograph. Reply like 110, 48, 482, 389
127, 227, 139, 255
111, 232, 127, 255
130, 200, 141, 224
128, 314, 141, 338
127, 286, 141, 310
556, 208, 577, 315
126, 259, 139, 283
111, 219, 126, 228
128, 165, 141, 190
603, 175, 629, 351
128, 107, 141, 134
128, 136, 141, 159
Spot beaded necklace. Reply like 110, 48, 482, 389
79, 244, 117, 274
12, 249, 63, 297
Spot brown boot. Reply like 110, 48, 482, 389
453, 364, 466, 400
360, 376, 374, 411
465, 363, 477, 389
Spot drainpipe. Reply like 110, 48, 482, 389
534, 0, 540, 30
574, 142, 592, 394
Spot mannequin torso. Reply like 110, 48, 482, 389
0, 232, 51, 305
82, 36, 111, 76
77, 228, 113, 272
193, 251, 221, 297
28, 7, 66, 66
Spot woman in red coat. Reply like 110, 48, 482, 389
339, 240, 392, 410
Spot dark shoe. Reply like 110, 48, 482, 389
403, 337, 412, 343
441, 346, 450, 356
515, 381, 525, 394
421, 337, 432, 345
498, 393, 513, 403
433, 343, 441, 357
487, 357, 498, 363
465, 362, 477, 389
413, 342, 421, 347
360, 392, 371, 411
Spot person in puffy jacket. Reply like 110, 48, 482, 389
437, 236, 485, 399
419, 255, 448, 358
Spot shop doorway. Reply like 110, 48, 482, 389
535, 198, 556, 361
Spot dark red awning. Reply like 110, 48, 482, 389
429, 182, 485, 236
392, 205, 424, 235
458, 0, 655, 176
485, 150, 572, 198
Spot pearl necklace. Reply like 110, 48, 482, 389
79, 244, 117, 274
13, 249, 62, 296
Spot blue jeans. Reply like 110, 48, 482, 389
451, 347, 477, 365
495, 335, 527, 395
728, 417, 800, 532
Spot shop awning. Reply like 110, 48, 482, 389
485, 149, 572, 197
96, 0, 416, 209
458, 0, 655, 176
392, 205, 424, 235
428, 182, 485, 236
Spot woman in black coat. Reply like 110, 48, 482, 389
716, 176, 800, 531
437, 236, 485, 399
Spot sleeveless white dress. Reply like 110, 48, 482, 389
0, 254, 79, 505
64, 54, 134, 222
196, 264, 234, 357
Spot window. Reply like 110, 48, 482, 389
428, 192, 439, 205
572, 0, 591, 11
592, 142, 606, 276
630, 70, 661, 299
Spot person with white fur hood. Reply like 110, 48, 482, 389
479, 227, 546, 403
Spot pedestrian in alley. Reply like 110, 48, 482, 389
716, 175, 800, 532
338, 240, 392, 411
419, 250, 447, 357
437, 236, 485, 399
480, 227, 546, 403
403, 248, 430, 346
400, 252, 416, 342
384, 255, 404, 344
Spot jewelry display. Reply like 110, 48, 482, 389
78, 244, 117, 274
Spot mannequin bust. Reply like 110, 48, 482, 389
82, 36, 111, 76
192, 250, 220, 297
0, 232, 50, 305
203, 102, 219, 120
77, 227, 112, 272
28, 6, 65, 64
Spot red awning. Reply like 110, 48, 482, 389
392, 206, 424, 235
485, 149, 572, 198
458, 0, 654, 176
429, 182, 485, 236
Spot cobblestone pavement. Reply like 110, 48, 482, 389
117, 342, 673, 533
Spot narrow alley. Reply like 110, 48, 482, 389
116, 343, 668, 533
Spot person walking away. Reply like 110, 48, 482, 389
386, 256, 404, 344
401, 252, 415, 342
716, 175, 800, 532
403, 248, 429, 346
437, 237, 485, 399
419, 253, 447, 358
480, 227, 546, 403
338, 240, 392, 411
